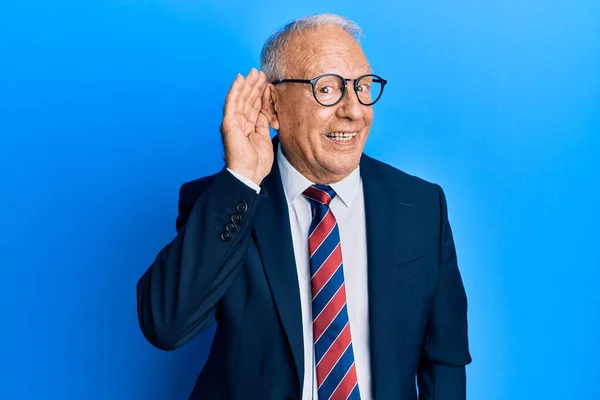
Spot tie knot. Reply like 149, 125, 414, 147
303, 184, 336, 206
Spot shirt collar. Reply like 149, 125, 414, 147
277, 144, 360, 209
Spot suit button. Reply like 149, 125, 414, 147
231, 213, 242, 223
220, 231, 232, 241
236, 201, 248, 213
225, 222, 236, 232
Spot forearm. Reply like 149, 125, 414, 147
136, 168, 264, 350
417, 184, 471, 399
418, 362, 466, 400
417, 258, 470, 399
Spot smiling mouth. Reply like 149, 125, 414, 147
325, 132, 358, 142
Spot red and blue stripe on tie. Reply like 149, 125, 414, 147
303, 184, 360, 400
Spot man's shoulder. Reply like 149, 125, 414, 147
361, 153, 440, 193
174, 171, 223, 232
361, 154, 445, 222
178, 170, 223, 203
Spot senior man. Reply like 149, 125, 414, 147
137, 13, 471, 400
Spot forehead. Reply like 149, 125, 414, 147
285, 26, 371, 77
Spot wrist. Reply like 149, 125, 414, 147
226, 165, 258, 184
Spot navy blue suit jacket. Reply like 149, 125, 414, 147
137, 137, 471, 399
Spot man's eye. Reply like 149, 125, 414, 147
320, 86, 333, 94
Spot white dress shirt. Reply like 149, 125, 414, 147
227, 145, 372, 399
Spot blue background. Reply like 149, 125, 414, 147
1, 0, 599, 399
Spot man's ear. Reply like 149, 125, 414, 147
263, 84, 280, 130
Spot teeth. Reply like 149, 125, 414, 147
326, 132, 357, 142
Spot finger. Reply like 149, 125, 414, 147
224, 73, 244, 116
260, 82, 273, 115
247, 96, 261, 127
239, 68, 258, 104
255, 86, 274, 137
247, 80, 269, 125
245, 71, 267, 111
241, 75, 266, 122
245, 76, 267, 121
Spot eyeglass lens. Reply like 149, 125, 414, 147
314, 75, 382, 106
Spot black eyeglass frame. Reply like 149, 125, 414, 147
270, 73, 388, 107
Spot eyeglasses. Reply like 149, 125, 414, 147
270, 73, 387, 107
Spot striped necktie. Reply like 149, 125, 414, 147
303, 184, 360, 400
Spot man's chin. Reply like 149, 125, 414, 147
320, 159, 360, 179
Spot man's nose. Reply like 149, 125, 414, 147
335, 87, 366, 120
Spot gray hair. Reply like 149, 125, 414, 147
259, 14, 364, 81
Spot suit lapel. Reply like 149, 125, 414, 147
252, 146, 416, 395
360, 154, 415, 398
252, 137, 304, 389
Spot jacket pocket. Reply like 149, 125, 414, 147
393, 255, 428, 283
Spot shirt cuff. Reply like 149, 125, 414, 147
226, 168, 261, 194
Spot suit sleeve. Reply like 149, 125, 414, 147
136, 168, 265, 351
417, 185, 472, 400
